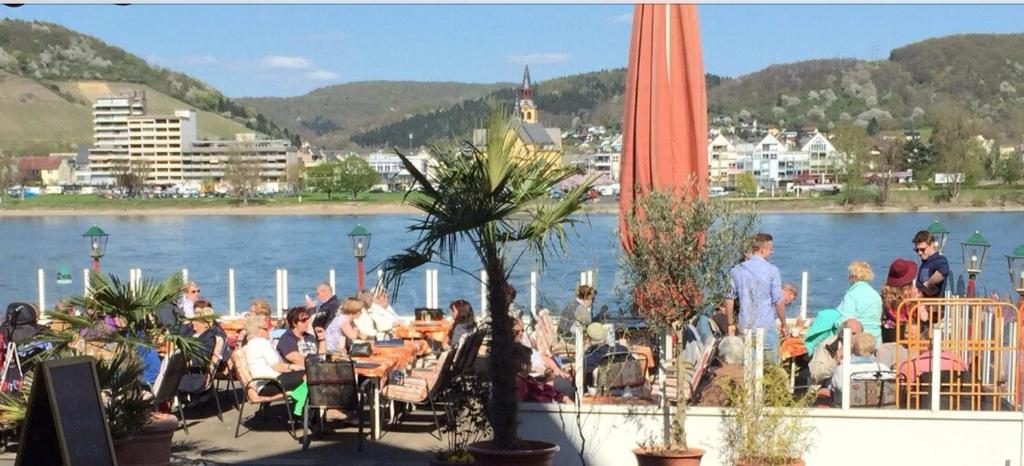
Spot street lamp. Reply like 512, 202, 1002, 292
1006, 243, 1024, 301
82, 225, 109, 273
960, 230, 990, 298
927, 220, 950, 254
348, 224, 371, 291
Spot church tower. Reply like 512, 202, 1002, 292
517, 65, 538, 124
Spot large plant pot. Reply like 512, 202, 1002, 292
113, 413, 178, 466
467, 440, 559, 466
736, 459, 804, 466
633, 447, 705, 466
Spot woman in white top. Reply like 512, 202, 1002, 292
243, 315, 305, 396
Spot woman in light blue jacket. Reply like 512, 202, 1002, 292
835, 260, 883, 342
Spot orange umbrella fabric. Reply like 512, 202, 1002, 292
619, 4, 709, 252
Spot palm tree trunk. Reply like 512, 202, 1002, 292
485, 258, 517, 449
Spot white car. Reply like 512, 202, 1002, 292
595, 184, 620, 196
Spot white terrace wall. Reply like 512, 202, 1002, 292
519, 403, 1024, 466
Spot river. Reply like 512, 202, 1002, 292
3, 212, 1023, 319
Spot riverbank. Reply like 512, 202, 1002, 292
2, 200, 1024, 216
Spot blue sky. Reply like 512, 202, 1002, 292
4, 4, 1024, 98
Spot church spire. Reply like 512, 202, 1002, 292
517, 65, 537, 123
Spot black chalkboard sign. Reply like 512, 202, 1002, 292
16, 356, 116, 466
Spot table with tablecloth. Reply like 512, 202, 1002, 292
393, 320, 452, 347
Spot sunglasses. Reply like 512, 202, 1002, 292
298, 317, 310, 323
913, 247, 928, 253
187, 289, 200, 294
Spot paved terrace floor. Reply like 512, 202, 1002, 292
0, 398, 447, 465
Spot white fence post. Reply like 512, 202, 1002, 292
530, 271, 537, 314
329, 268, 336, 295
755, 328, 765, 404
841, 327, 852, 410
182, 268, 188, 283
480, 269, 487, 315
425, 268, 432, 308
276, 268, 283, 318
282, 268, 289, 309
931, 329, 942, 412
800, 271, 808, 321
574, 324, 585, 399
579, 271, 586, 287
37, 268, 45, 312
228, 268, 236, 317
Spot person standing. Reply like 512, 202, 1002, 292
724, 233, 786, 363
558, 285, 596, 338
912, 230, 951, 298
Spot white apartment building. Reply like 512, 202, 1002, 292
89, 91, 146, 184
708, 131, 842, 189
182, 133, 296, 186
366, 149, 434, 191
587, 152, 621, 181
127, 110, 197, 184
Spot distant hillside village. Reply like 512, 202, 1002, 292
7, 66, 1024, 198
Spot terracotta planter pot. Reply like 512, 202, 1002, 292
735, 458, 805, 466
633, 447, 704, 466
467, 440, 559, 466
429, 459, 476, 466
114, 413, 178, 466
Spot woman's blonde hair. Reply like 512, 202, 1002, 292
341, 297, 364, 316
243, 315, 268, 336
249, 298, 271, 316
848, 260, 874, 283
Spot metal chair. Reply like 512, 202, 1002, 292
300, 354, 373, 451
230, 347, 297, 439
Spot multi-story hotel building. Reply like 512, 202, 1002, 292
182, 133, 295, 186
127, 110, 197, 184
88, 90, 146, 184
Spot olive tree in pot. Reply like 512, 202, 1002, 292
431, 373, 491, 466
720, 365, 814, 466
0, 273, 203, 466
620, 189, 756, 466
379, 110, 594, 465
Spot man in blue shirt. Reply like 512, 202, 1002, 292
912, 230, 950, 297
724, 233, 786, 363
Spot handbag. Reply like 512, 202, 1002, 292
349, 341, 372, 357
595, 353, 645, 392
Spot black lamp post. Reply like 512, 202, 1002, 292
1007, 243, 1024, 302
960, 230, 990, 298
83, 225, 109, 273
927, 220, 950, 254
348, 224, 371, 291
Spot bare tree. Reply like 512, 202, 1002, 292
285, 159, 305, 195
113, 159, 149, 197
0, 152, 18, 197
931, 106, 985, 202
871, 138, 906, 204
223, 143, 262, 205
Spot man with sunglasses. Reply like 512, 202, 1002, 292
181, 281, 201, 318
912, 230, 950, 298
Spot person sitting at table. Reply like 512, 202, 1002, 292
324, 298, 364, 353
558, 285, 596, 338
368, 288, 400, 332
582, 323, 628, 388
513, 339, 569, 403
178, 305, 218, 404
277, 307, 322, 370
353, 290, 380, 340
446, 299, 476, 349
247, 298, 272, 317
244, 315, 305, 396
696, 336, 745, 407
514, 318, 574, 400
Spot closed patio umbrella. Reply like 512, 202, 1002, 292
618, 4, 708, 252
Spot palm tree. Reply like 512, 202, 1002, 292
379, 110, 595, 449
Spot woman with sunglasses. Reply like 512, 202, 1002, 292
276, 306, 323, 370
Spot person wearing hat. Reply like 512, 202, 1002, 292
582, 322, 627, 388
880, 258, 920, 343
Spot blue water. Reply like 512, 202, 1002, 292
2, 212, 1023, 318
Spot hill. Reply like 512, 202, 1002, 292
0, 69, 92, 155
0, 18, 294, 155
237, 81, 510, 149
350, 34, 1024, 149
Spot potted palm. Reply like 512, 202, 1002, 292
720, 365, 813, 466
0, 272, 203, 466
432, 373, 491, 466
621, 189, 756, 466
380, 110, 594, 464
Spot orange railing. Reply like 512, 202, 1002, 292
894, 297, 1020, 411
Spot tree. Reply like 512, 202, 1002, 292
379, 111, 594, 450
871, 138, 906, 204
866, 116, 880, 136
306, 161, 342, 200
337, 156, 379, 199
223, 145, 262, 204
622, 190, 756, 452
999, 150, 1023, 186
831, 124, 871, 205
113, 159, 149, 197
931, 107, 985, 202
735, 172, 757, 196
905, 137, 935, 189
0, 153, 16, 197
285, 159, 305, 194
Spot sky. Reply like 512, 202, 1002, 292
3, 4, 1024, 98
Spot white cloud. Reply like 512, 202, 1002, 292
610, 13, 633, 24
260, 55, 313, 69
304, 70, 339, 81
506, 53, 572, 65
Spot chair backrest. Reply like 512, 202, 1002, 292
455, 329, 485, 376
305, 355, 358, 409
151, 350, 187, 404
230, 346, 259, 401
427, 348, 460, 400
595, 351, 644, 391
845, 374, 897, 408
